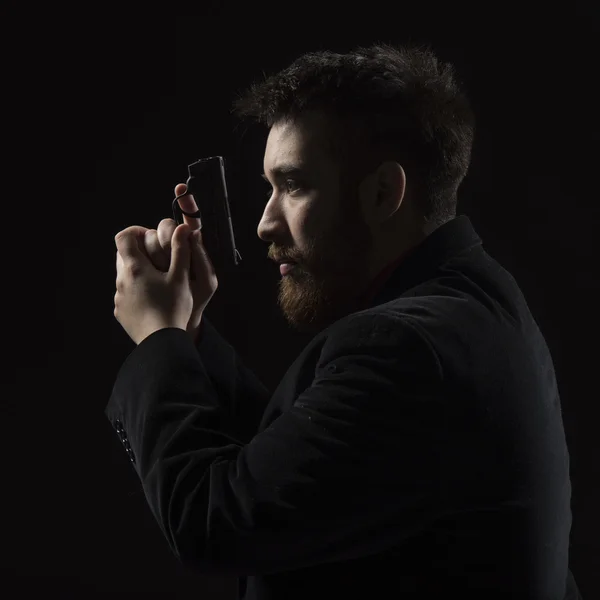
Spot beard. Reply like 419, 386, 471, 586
276, 191, 375, 335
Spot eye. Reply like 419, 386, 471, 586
264, 179, 301, 198
285, 179, 300, 193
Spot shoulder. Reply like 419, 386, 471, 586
316, 308, 444, 384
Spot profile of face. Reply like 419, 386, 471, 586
258, 111, 408, 334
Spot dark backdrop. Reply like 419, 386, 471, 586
2, 3, 598, 598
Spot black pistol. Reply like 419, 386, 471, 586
172, 156, 242, 270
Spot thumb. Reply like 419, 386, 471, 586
168, 223, 192, 280
190, 228, 213, 269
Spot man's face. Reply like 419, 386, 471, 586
257, 112, 376, 334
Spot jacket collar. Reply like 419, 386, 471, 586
358, 214, 482, 309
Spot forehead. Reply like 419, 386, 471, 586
263, 112, 335, 175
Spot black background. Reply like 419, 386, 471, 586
2, 3, 598, 598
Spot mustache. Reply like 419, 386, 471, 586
269, 249, 300, 263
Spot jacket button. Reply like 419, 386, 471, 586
115, 420, 124, 432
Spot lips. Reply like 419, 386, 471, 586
279, 263, 296, 276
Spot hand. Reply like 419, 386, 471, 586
143, 183, 219, 339
114, 222, 194, 345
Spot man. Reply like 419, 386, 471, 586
109, 43, 581, 598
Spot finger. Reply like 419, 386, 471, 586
174, 183, 202, 234
144, 229, 170, 272
115, 225, 150, 242
114, 228, 147, 265
156, 217, 177, 253
168, 223, 192, 281
189, 229, 217, 284
116, 249, 122, 279
115, 250, 127, 292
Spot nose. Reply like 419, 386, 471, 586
257, 203, 286, 242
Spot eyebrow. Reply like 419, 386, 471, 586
261, 164, 306, 182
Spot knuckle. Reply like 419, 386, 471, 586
129, 263, 144, 278
158, 219, 175, 238
144, 230, 159, 251
116, 226, 136, 240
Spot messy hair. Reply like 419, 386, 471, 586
231, 42, 475, 227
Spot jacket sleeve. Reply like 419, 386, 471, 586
194, 316, 271, 443
104, 313, 447, 577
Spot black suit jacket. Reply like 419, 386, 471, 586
106, 215, 581, 599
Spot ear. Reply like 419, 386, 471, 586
358, 161, 406, 227
374, 161, 406, 221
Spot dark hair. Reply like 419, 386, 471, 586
231, 42, 475, 227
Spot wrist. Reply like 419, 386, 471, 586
187, 315, 203, 344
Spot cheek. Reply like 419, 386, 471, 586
290, 199, 324, 237
292, 188, 363, 254
288, 206, 332, 261
288, 210, 311, 246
